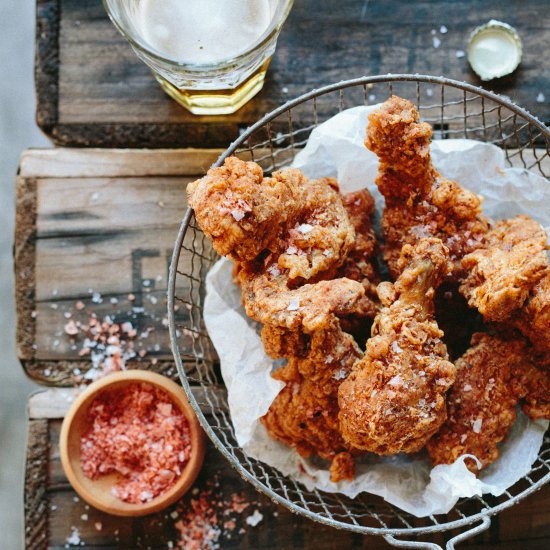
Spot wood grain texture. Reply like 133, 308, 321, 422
24, 410, 550, 549
25, 420, 50, 550
36, 0, 550, 148
15, 149, 218, 385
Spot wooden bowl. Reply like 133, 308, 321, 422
59, 370, 205, 516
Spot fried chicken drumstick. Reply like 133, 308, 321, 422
338, 238, 456, 454
365, 96, 489, 279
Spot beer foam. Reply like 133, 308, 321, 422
134, 0, 273, 64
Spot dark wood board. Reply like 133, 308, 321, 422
24, 390, 550, 549
35, 0, 549, 148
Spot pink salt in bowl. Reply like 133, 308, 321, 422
60, 370, 205, 516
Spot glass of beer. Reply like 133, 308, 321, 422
103, 0, 294, 115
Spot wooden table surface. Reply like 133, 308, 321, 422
16, 148, 550, 549
35, 0, 549, 148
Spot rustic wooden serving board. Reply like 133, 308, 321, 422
36, 0, 549, 148
17, 149, 550, 549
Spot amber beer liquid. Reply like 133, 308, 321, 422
104, 0, 293, 115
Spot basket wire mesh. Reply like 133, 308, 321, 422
168, 75, 550, 549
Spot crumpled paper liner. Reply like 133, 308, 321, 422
203, 105, 549, 517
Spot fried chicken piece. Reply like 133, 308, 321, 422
188, 156, 355, 281
261, 318, 362, 481
338, 238, 456, 454
510, 272, 550, 356
187, 156, 300, 262
460, 215, 548, 320
520, 348, 550, 419
365, 96, 489, 278
426, 333, 527, 472
427, 332, 550, 473
236, 263, 376, 333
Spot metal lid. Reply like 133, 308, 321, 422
467, 20, 522, 81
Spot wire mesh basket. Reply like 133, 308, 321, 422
168, 75, 550, 549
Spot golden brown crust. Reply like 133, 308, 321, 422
460, 216, 548, 321
426, 333, 529, 472
365, 96, 489, 279
510, 272, 550, 355
261, 319, 362, 463
338, 238, 456, 455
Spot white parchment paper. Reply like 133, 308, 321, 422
204, 106, 550, 517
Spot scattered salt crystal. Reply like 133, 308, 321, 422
75, 301, 85, 310
440, 25, 448, 34
455, 49, 465, 58
52, 288, 58, 296
332, 368, 347, 380
463, 384, 472, 392
388, 375, 403, 386
472, 418, 483, 433
371, 389, 378, 397
287, 299, 300, 311
143, 279, 151, 287
297, 223, 314, 234
66, 527, 81, 546
170, 510, 179, 519
537, 92, 545, 103
368, 93, 376, 102
267, 265, 281, 277
53, 339, 60, 348
286, 245, 298, 254
433, 36, 441, 48
231, 209, 245, 221
50, 303, 58, 310
460, 434, 468, 443
80, 514, 88, 521
325, 354, 334, 363
323, 249, 332, 257
91, 192, 99, 202
44, 368, 51, 377
391, 341, 403, 354
110, 297, 119, 304
418, 370, 426, 376
51, 504, 57, 511
431, 29, 437, 35
91, 292, 103, 304
426, 88, 433, 98
64, 320, 79, 336
31, 310, 37, 318
73, 368, 81, 376
245, 510, 263, 527
148, 295, 158, 305
282, 86, 289, 94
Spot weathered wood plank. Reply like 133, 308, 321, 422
25, 414, 550, 549
15, 149, 219, 385
28, 387, 228, 419
25, 420, 50, 550
36, 0, 550, 148
19, 148, 224, 178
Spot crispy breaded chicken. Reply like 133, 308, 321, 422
261, 318, 362, 482
365, 96, 489, 279
188, 157, 356, 281
426, 333, 528, 472
427, 332, 550, 473
460, 215, 548, 320
338, 238, 456, 454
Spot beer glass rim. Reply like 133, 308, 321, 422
102, 0, 294, 71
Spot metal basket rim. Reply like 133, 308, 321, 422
168, 74, 550, 538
